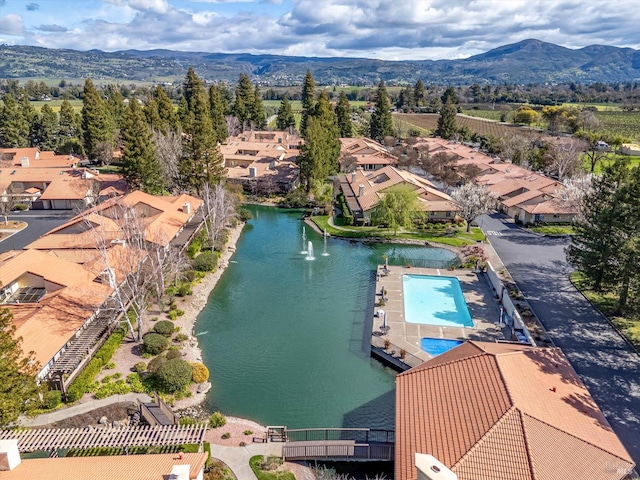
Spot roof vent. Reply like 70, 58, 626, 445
0, 440, 21, 471
358, 184, 365, 197
182, 202, 191, 215
168, 464, 190, 480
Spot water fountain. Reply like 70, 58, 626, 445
300, 226, 308, 254
305, 241, 315, 260
322, 228, 330, 256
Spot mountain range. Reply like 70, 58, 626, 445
1, 39, 640, 85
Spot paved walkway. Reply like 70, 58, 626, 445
18, 393, 152, 427
210, 442, 284, 480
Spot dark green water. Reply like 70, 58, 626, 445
196, 206, 457, 430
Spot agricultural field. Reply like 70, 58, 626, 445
263, 99, 369, 112
593, 111, 640, 141
30, 99, 83, 112
561, 102, 622, 111
462, 109, 504, 121
396, 113, 541, 138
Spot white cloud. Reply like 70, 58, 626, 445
0, 14, 24, 36
9, 0, 640, 61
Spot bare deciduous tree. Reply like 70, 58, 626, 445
497, 134, 534, 167
154, 128, 182, 191
201, 182, 237, 251
225, 115, 241, 137
544, 138, 587, 180
0, 194, 21, 225
451, 183, 496, 232
557, 174, 594, 222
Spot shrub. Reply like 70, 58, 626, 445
13, 203, 29, 211
143, 332, 169, 355
182, 270, 197, 282
154, 320, 175, 337
174, 333, 189, 343
126, 373, 146, 393
155, 358, 193, 393
168, 310, 178, 321
179, 416, 200, 426
191, 362, 210, 383
104, 362, 115, 370
166, 349, 183, 360
43, 390, 62, 409
244, 430, 253, 436
176, 309, 185, 317
237, 207, 253, 221
194, 251, 218, 272
133, 362, 147, 373
209, 412, 226, 428
147, 355, 167, 374
221, 433, 230, 439
176, 283, 193, 297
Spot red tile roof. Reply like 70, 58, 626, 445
395, 341, 634, 480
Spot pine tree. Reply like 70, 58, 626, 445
209, 85, 228, 142
435, 98, 458, 139
105, 84, 126, 129
183, 67, 204, 113
155, 86, 180, 132
0, 93, 29, 147
276, 95, 296, 130
414, 79, 426, 107
233, 73, 254, 125
29, 104, 59, 150
81, 78, 113, 158
335, 91, 353, 137
297, 91, 340, 191
121, 97, 164, 194
0, 307, 42, 426
370, 81, 394, 143
300, 70, 316, 137
143, 94, 163, 130
252, 84, 267, 129
58, 99, 84, 155
180, 90, 226, 192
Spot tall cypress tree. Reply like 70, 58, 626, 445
29, 104, 59, 150
209, 85, 228, 142
335, 91, 353, 138
143, 94, 163, 130
121, 98, 164, 194
105, 84, 126, 129
183, 68, 204, 113
81, 78, 113, 158
370, 80, 394, 143
180, 89, 225, 192
233, 73, 254, 125
252, 84, 267, 129
276, 95, 296, 130
435, 98, 458, 139
414, 79, 426, 107
297, 91, 340, 191
300, 70, 316, 137
155, 86, 180, 132
58, 98, 83, 154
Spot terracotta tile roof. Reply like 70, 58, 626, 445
517, 198, 576, 215
0, 249, 113, 369
0, 452, 208, 480
39, 176, 95, 200
395, 341, 634, 480
502, 189, 547, 207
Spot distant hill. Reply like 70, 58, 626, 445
1, 39, 640, 85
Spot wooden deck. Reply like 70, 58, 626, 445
279, 428, 394, 462
0, 425, 206, 453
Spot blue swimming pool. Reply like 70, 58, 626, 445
403, 274, 474, 327
420, 337, 464, 356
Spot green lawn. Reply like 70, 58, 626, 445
570, 271, 640, 351
30, 99, 83, 112
312, 215, 484, 247
561, 102, 622, 112
582, 152, 640, 174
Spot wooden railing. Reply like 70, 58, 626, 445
284, 428, 394, 444
281, 428, 394, 461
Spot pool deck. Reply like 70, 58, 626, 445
372, 265, 505, 365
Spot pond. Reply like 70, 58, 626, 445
196, 206, 458, 429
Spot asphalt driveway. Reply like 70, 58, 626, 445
0, 210, 74, 253
478, 213, 640, 466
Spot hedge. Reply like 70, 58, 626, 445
143, 332, 169, 355
66, 329, 124, 402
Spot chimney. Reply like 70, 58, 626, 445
182, 202, 191, 215
351, 172, 357, 183
0, 439, 21, 471
168, 464, 190, 480
249, 167, 257, 178
20, 157, 29, 168
358, 184, 365, 197
415, 454, 457, 480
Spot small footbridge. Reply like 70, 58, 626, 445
268, 427, 394, 462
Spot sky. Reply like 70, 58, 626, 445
1, 0, 640, 61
